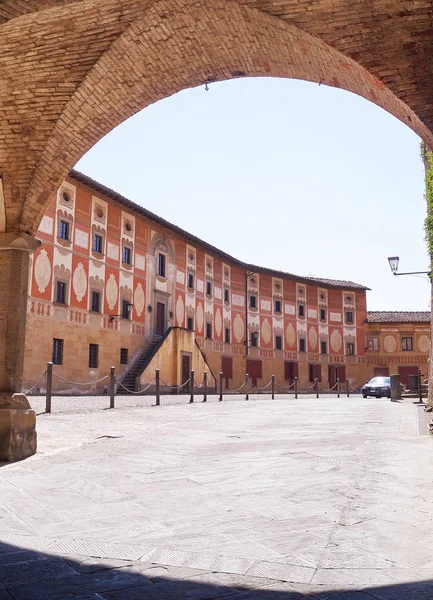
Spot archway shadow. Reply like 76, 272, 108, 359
1, 541, 432, 599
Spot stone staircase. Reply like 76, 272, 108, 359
117, 334, 166, 394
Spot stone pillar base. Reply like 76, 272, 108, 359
0, 394, 37, 462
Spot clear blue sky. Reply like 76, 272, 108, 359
75, 77, 430, 312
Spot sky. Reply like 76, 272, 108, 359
75, 77, 430, 312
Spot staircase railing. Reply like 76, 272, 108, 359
116, 327, 173, 392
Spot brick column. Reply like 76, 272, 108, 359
0, 232, 40, 461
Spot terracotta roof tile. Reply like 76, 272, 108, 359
69, 170, 369, 292
367, 311, 430, 323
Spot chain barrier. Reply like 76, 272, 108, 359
275, 381, 296, 391
251, 380, 272, 392
23, 371, 47, 395
225, 380, 248, 394
320, 381, 339, 393
52, 373, 110, 386
160, 378, 191, 390
116, 378, 156, 394
297, 381, 317, 391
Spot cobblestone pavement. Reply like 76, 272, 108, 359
1, 395, 432, 599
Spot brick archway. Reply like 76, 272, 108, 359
0, 0, 431, 232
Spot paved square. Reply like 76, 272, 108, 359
1, 395, 433, 598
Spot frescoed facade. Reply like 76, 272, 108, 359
22, 170, 385, 393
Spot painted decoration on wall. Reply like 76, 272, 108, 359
330, 330, 342, 353
106, 274, 118, 310
233, 314, 245, 343
418, 334, 430, 353
261, 318, 272, 344
134, 283, 145, 317
176, 295, 184, 326
72, 263, 87, 302
285, 323, 296, 347
134, 254, 145, 271
215, 308, 222, 336
196, 302, 204, 332
74, 229, 89, 250
308, 326, 318, 349
34, 250, 51, 293
38, 216, 53, 236
384, 335, 397, 353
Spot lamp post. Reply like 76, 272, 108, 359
387, 257, 430, 405
109, 301, 133, 322
387, 256, 431, 277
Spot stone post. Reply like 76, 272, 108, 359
390, 374, 402, 402
0, 232, 40, 461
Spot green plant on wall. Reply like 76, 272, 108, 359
422, 142, 433, 260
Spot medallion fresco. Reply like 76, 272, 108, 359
34, 250, 51, 293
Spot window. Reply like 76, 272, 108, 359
93, 233, 103, 254
123, 246, 132, 265
224, 288, 230, 303
58, 220, 69, 241
346, 342, 355, 355
298, 303, 305, 318
157, 253, 166, 277
274, 299, 282, 314
320, 341, 327, 355
206, 322, 212, 339
187, 273, 194, 290
402, 337, 413, 351
251, 332, 259, 347
121, 299, 131, 319
224, 327, 230, 344
320, 308, 327, 321
52, 338, 63, 365
206, 281, 212, 296
120, 348, 128, 364
91, 290, 100, 313
299, 338, 306, 352
345, 311, 354, 324
55, 281, 66, 304
275, 335, 282, 350
187, 317, 194, 331
249, 295, 257, 309
367, 338, 379, 351
89, 343, 99, 368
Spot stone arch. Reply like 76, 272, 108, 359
14, 0, 433, 232
149, 233, 174, 262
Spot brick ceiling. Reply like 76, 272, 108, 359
0, 0, 432, 233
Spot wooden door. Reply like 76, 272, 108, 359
328, 365, 338, 389
222, 356, 233, 389
247, 359, 262, 388
155, 302, 165, 336
374, 367, 389, 378
181, 354, 191, 390
398, 366, 419, 389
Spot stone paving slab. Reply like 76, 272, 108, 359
1, 395, 433, 598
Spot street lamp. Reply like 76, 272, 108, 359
387, 256, 430, 276
109, 301, 133, 322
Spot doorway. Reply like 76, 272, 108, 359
155, 302, 166, 337
181, 353, 191, 392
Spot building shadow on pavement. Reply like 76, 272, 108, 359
1, 541, 433, 600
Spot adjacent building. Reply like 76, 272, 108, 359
365, 312, 430, 387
